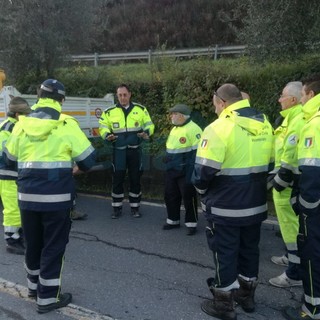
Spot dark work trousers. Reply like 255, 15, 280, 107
21, 209, 71, 306
164, 170, 198, 227
206, 221, 261, 290
112, 147, 142, 208
298, 212, 320, 317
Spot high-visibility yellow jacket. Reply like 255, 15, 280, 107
192, 99, 274, 226
166, 119, 202, 182
0, 117, 18, 180
4, 98, 96, 211
295, 93, 320, 216
99, 102, 155, 148
273, 104, 304, 191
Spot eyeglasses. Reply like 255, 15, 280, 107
213, 91, 226, 102
279, 94, 293, 100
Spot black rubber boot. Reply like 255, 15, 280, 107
131, 207, 141, 218
282, 306, 313, 320
201, 289, 237, 320
233, 277, 258, 313
6, 237, 25, 255
37, 293, 72, 314
111, 207, 122, 219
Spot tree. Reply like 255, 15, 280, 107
91, 0, 239, 52
0, 0, 96, 81
233, 0, 320, 62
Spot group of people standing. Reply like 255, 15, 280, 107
1, 74, 320, 319
192, 77, 320, 320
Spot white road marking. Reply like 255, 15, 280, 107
0, 277, 114, 320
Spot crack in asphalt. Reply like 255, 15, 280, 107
70, 230, 214, 271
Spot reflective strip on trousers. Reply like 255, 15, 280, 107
210, 204, 267, 217
18, 193, 71, 203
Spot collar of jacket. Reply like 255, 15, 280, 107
174, 117, 192, 127
219, 99, 250, 119
31, 98, 62, 113
7, 116, 18, 124
280, 103, 302, 118
302, 93, 320, 121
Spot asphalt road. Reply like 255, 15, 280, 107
0, 194, 303, 320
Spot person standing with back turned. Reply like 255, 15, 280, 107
283, 74, 320, 320
4, 79, 96, 314
192, 84, 273, 320
99, 84, 155, 219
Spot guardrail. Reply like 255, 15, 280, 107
67, 45, 246, 66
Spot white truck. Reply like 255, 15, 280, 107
0, 86, 114, 138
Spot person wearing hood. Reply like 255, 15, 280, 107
3, 79, 96, 314
0, 97, 31, 255
192, 84, 273, 320
283, 74, 320, 320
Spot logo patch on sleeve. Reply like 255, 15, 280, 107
288, 134, 298, 145
304, 137, 313, 148
201, 139, 208, 149
179, 137, 186, 144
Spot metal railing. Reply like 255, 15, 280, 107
67, 45, 246, 66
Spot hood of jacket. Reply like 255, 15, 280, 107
302, 93, 320, 121
220, 99, 269, 136
18, 116, 63, 140
19, 98, 63, 140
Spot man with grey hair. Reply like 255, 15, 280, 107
193, 83, 273, 320
269, 81, 304, 288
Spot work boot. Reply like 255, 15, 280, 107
6, 238, 25, 255
131, 207, 141, 218
111, 207, 122, 219
233, 277, 258, 313
28, 289, 37, 299
186, 227, 197, 236
70, 209, 88, 220
206, 277, 216, 297
282, 306, 313, 320
162, 223, 180, 230
37, 293, 72, 314
201, 288, 237, 320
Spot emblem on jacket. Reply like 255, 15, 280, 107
304, 137, 313, 148
288, 134, 298, 145
113, 122, 119, 128
135, 122, 139, 127
179, 137, 186, 144
201, 139, 208, 148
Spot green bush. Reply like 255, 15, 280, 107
15, 54, 320, 155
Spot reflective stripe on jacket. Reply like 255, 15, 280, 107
0, 117, 18, 180
192, 99, 274, 226
273, 104, 304, 190
99, 102, 154, 148
166, 119, 202, 182
296, 94, 320, 216
4, 98, 96, 211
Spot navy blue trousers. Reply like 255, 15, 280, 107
298, 212, 320, 317
21, 209, 71, 305
206, 221, 261, 289
112, 148, 142, 208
